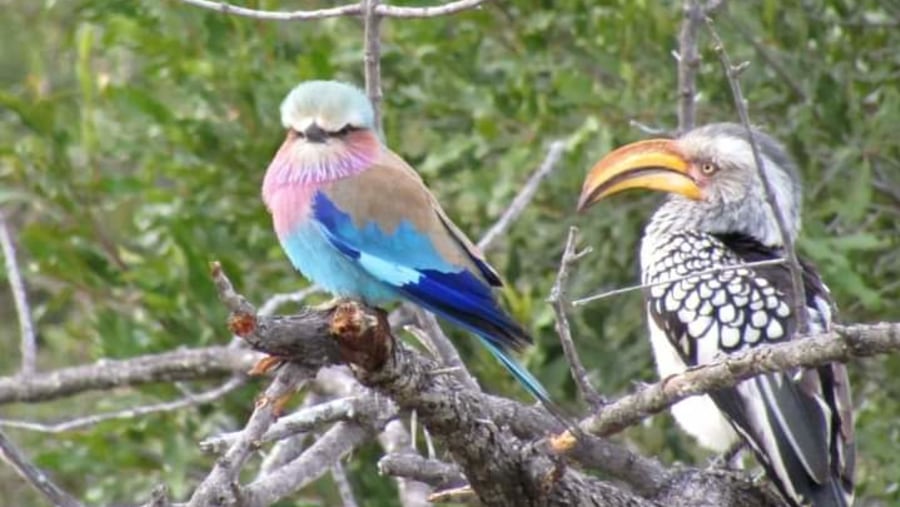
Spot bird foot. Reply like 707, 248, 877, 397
311, 298, 345, 312
248, 355, 286, 376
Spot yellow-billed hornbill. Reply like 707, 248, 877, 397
577, 123, 855, 507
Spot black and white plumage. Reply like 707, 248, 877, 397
578, 123, 855, 507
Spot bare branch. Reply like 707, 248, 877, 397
0, 430, 83, 507
209, 265, 836, 505
379, 453, 464, 487
331, 461, 360, 507
187, 364, 312, 506
377, 419, 433, 507
553, 322, 899, 446
676, 0, 704, 133
409, 309, 479, 390
0, 376, 245, 433
243, 422, 373, 507
363, 0, 384, 134
0, 346, 260, 405
177, 0, 487, 21
477, 140, 565, 251
547, 227, 604, 407
573, 257, 786, 307
377, 0, 487, 18
705, 16, 810, 333
0, 212, 36, 376
257, 391, 321, 475
177, 0, 363, 20
258, 286, 321, 316
728, 18, 807, 101
629, 119, 672, 136
199, 396, 363, 454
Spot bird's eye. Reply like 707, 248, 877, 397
293, 129, 305, 139
335, 124, 356, 137
699, 162, 719, 175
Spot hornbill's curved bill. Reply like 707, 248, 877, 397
576, 124, 855, 507
577, 139, 700, 209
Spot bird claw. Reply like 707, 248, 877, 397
248, 355, 285, 376
311, 298, 344, 312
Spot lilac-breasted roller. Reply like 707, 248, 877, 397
261, 80, 554, 408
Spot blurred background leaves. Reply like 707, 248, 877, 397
0, 0, 898, 505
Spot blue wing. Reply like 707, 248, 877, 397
311, 190, 551, 403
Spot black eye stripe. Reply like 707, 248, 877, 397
331, 124, 360, 137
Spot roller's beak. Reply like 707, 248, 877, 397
576, 139, 702, 212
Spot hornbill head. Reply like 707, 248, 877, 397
577, 123, 802, 246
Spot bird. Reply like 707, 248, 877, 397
261, 80, 556, 412
576, 123, 855, 506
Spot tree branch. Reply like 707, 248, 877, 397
553, 322, 899, 445
363, 0, 384, 134
0, 430, 83, 507
0, 212, 37, 376
211, 265, 652, 506
199, 395, 363, 454
477, 140, 566, 251
547, 227, 604, 408
0, 346, 259, 405
187, 364, 312, 506
676, 0, 704, 133
376, 419, 433, 507
704, 16, 810, 333
0, 376, 245, 433
331, 461, 360, 507
378, 453, 464, 488
177, 0, 487, 21
573, 257, 785, 307
243, 422, 373, 507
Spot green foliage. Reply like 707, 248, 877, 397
1, 0, 898, 504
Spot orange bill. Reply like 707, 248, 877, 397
577, 139, 701, 211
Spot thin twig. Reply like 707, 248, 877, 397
410, 309, 479, 390
0, 213, 37, 376
377, 419, 432, 507
0, 430, 83, 507
547, 227, 604, 407
187, 365, 312, 506
0, 376, 245, 433
178, 0, 487, 21
676, 0, 704, 133
363, 0, 384, 135
477, 140, 566, 251
243, 422, 373, 507
257, 391, 321, 476
377, 0, 487, 18
378, 452, 464, 487
629, 119, 671, 136
573, 257, 786, 307
728, 17, 807, 101
258, 286, 321, 316
705, 17, 810, 333
332, 461, 360, 507
200, 396, 362, 454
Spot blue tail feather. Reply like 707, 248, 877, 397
479, 338, 551, 403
